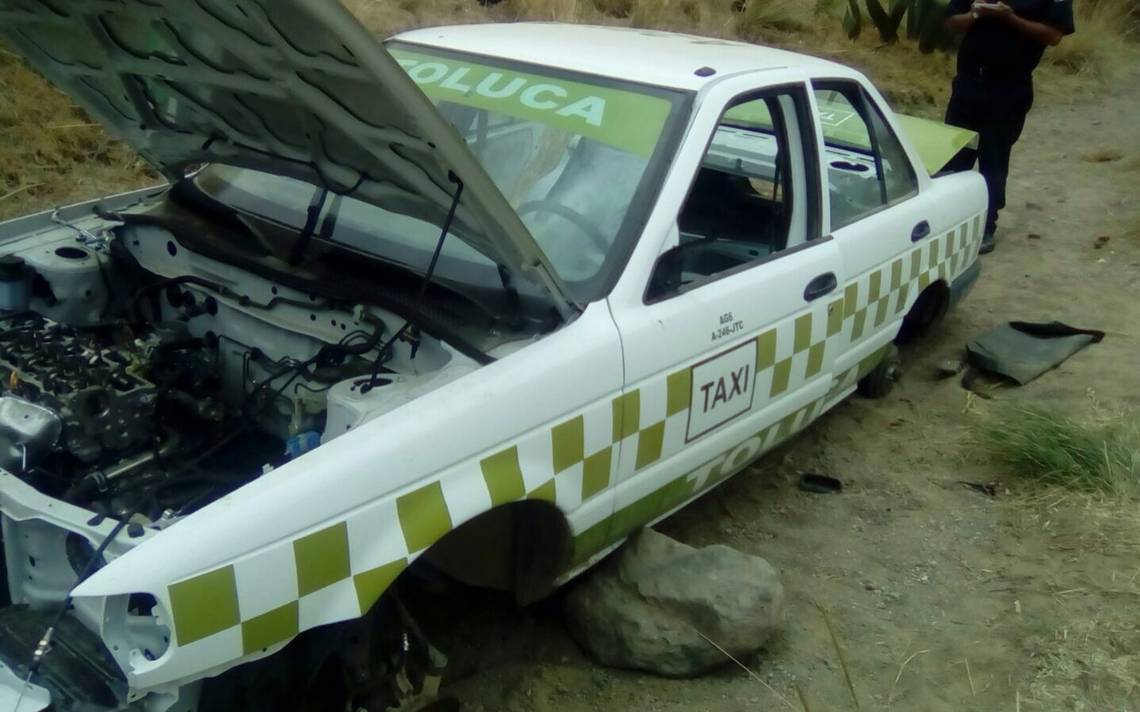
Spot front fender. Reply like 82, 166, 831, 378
70, 301, 624, 692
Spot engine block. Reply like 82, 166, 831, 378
0, 314, 157, 463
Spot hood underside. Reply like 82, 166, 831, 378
0, 0, 577, 314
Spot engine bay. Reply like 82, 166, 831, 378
0, 309, 272, 519
0, 200, 491, 525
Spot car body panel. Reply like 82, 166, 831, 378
394, 23, 847, 91
604, 72, 841, 549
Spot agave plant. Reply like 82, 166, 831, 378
843, 0, 951, 51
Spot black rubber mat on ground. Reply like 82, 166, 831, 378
966, 321, 1105, 385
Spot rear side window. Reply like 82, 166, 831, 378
813, 82, 918, 230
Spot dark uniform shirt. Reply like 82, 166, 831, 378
948, 0, 1076, 83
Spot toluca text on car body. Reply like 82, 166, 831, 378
0, 2, 985, 710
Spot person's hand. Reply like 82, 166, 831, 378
971, 1, 1014, 20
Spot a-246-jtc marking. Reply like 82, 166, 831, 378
711, 310, 745, 342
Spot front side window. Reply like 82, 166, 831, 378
648, 88, 817, 301
813, 82, 918, 230
190, 46, 688, 302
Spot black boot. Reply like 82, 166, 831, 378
979, 227, 996, 254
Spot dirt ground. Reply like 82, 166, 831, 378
406, 67, 1140, 712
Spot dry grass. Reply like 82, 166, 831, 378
1043, 0, 1139, 80
0, 50, 156, 220
342, 0, 505, 34
736, 0, 814, 33
1016, 494, 1140, 710
1027, 617, 1140, 711
626, 0, 735, 35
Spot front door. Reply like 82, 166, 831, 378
602, 82, 844, 545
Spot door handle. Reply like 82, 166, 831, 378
803, 272, 838, 302
911, 220, 931, 242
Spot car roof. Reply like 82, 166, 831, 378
392, 23, 851, 91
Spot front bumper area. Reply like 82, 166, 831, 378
0, 471, 172, 710
0, 607, 127, 712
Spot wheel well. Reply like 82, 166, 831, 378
899, 281, 950, 342
419, 501, 572, 605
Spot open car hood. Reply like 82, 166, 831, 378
0, 0, 578, 316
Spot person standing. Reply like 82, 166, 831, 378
944, 0, 1075, 254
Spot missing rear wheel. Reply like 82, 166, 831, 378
857, 345, 901, 399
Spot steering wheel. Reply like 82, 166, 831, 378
517, 200, 610, 254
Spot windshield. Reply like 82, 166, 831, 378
191, 44, 686, 301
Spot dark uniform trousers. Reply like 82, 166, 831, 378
944, 72, 1034, 235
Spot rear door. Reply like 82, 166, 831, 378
809, 79, 940, 397
595, 78, 843, 548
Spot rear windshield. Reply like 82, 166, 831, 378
725, 92, 873, 152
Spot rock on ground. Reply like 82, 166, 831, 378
564, 528, 785, 677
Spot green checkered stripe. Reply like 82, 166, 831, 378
167, 515, 411, 655
840, 215, 982, 347
572, 343, 896, 563
483, 395, 627, 508
572, 390, 834, 563
166, 473, 475, 655
569, 216, 983, 563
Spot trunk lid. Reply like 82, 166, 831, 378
894, 114, 979, 175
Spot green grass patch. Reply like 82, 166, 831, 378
977, 403, 1139, 491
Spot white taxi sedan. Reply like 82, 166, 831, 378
0, 4, 984, 711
